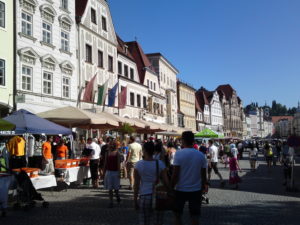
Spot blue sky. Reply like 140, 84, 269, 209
109, 0, 300, 108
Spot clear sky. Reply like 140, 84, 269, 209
109, 0, 300, 108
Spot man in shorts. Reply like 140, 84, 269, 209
126, 136, 142, 190
208, 140, 225, 187
171, 131, 208, 225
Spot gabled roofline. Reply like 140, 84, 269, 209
147, 53, 179, 74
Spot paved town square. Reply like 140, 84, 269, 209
1, 154, 300, 225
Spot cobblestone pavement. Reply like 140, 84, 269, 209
2, 153, 300, 225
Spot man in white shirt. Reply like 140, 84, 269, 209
86, 138, 101, 188
208, 140, 225, 187
126, 136, 142, 190
171, 131, 207, 225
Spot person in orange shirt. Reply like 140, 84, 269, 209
56, 140, 68, 160
42, 136, 54, 174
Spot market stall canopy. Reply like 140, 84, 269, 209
132, 119, 164, 133
100, 112, 145, 129
3, 109, 72, 135
37, 106, 119, 129
0, 118, 15, 131
195, 128, 219, 138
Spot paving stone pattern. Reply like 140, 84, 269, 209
2, 153, 300, 225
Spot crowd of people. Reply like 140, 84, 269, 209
36, 132, 296, 225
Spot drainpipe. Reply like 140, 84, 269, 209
13, 0, 17, 111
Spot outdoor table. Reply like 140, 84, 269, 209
30, 175, 57, 190
55, 166, 91, 185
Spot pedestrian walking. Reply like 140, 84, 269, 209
153, 139, 166, 165
264, 142, 273, 169
248, 143, 258, 171
120, 141, 128, 179
171, 131, 208, 225
237, 141, 244, 159
223, 142, 230, 168
228, 152, 242, 189
207, 140, 225, 187
104, 140, 121, 208
86, 138, 101, 188
126, 136, 142, 190
133, 141, 169, 225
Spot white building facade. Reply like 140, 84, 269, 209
147, 53, 178, 126
209, 91, 223, 133
16, 0, 78, 113
76, 0, 118, 113
117, 37, 148, 119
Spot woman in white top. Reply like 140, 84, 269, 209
249, 143, 258, 171
134, 141, 170, 225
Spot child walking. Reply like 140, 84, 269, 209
228, 152, 242, 189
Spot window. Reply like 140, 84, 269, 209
61, 0, 68, 10
62, 77, 70, 98
0, 59, 4, 86
21, 12, 32, 36
118, 61, 122, 74
86, 44, 92, 63
0, 1, 4, 28
42, 22, 52, 44
130, 92, 134, 106
108, 55, 113, 72
147, 79, 149, 87
21, 66, 32, 90
102, 16, 107, 31
91, 8, 96, 24
124, 65, 128, 77
98, 50, 103, 67
150, 81, 152, 90
154, 83, 156, 91
143, 96, 147, 109
130, 68, 134, 80
43, 72, 52, 94
137, 94, 141, 107
61, 31, 69, 52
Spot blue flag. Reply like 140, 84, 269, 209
108, 82, 118, 107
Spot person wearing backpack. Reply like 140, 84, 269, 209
264, 142, 273, 168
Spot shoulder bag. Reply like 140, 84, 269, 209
154, 160, 174, 211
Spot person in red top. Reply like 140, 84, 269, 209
56, 140, 68, 160
42, 136, 54, 173
104, 140, 121, 208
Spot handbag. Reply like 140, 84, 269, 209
154, 160, 175, 211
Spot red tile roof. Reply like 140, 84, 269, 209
272, 116, 294, 124
75, 0, 88, 23
116, 35, 135, 62
126, 41, 156, 84
216, 84, 234, 100
195, 87, 210, 111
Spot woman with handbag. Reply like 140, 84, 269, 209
134, 141, 170, 225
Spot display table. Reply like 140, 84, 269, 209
56, 166, 91, 185
31, 175, 57, 190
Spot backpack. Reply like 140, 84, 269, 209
267, 148, 273, 156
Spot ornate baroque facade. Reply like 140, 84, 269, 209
16, 0, 78, 113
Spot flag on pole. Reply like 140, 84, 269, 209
118, 86, 127, 109
77, 86, 84, 107
82, 73, 97, 103
97, 79, 109, 105
108, 82, 118, 107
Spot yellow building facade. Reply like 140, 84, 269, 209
177, 81, 196, 132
